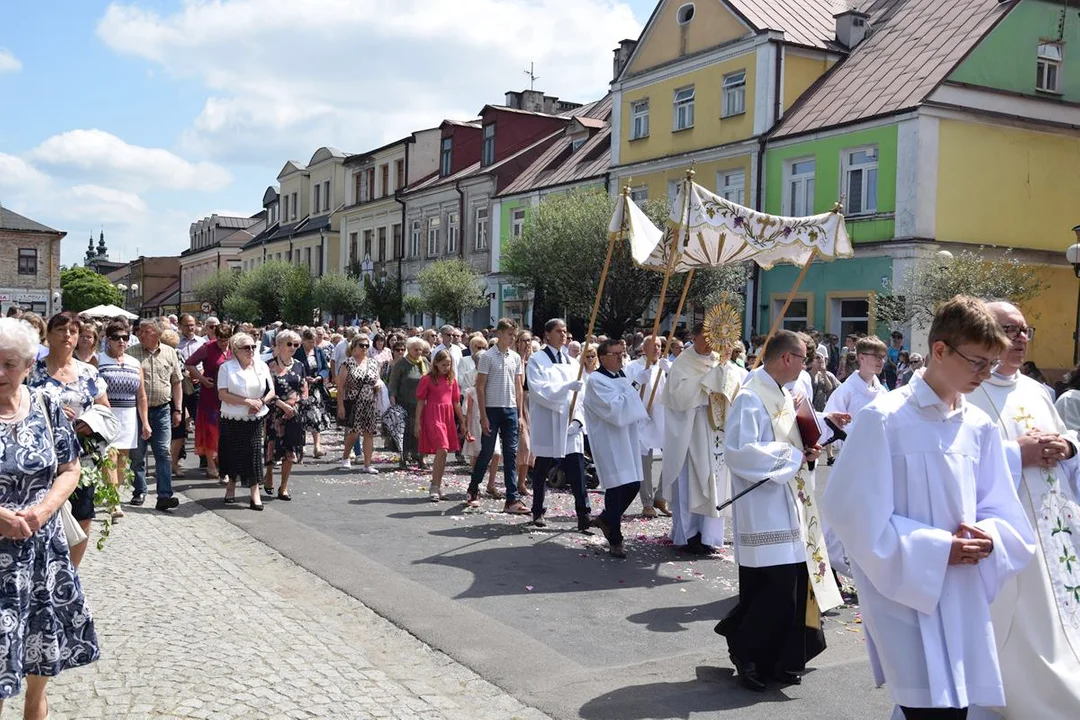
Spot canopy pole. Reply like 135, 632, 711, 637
568, 186, 627, 421
750, 248, 817, 371
646, 267, 694, 412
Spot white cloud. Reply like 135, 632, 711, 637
28, 129, 232, 191
97, 0, 641, 163
0, 48, 21, 74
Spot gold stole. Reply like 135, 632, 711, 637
742, 373, 844, 621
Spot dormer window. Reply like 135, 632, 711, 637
571, 136, 587, 152
440, 137, 453, 176
1037, 43, 1062, 93
481, 124, 496, 167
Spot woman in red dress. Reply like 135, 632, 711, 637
185, 323, 234, 479
415, 350, 467, 502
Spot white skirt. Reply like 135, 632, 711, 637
110, 406, 138, 450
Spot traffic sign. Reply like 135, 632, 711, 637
201, 302, 214, 313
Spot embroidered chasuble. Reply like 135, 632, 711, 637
968, 373, 1080, 718
736, 372, 843, 614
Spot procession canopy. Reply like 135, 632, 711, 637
627, 181, 853, 272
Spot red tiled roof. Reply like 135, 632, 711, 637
771, 0, 1011, 138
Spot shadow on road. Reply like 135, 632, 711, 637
625, 598, 737, 633
578, 666, 796, 719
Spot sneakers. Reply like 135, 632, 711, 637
129, 493, 145, 506
360, 465, 379, 475
531, 516, 547, 528
339, 458, 352, 470
110, 506, 125, 520
155, 497, 180, 512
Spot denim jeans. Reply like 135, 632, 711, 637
132, 404, 174, 498
468, 407, 518, 501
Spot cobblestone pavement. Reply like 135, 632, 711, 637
5, 491, 551, 720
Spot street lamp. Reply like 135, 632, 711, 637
1066, 227, 1080, 365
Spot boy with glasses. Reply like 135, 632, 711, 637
823, 296, 1035, 720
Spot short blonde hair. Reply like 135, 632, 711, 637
277, 329, 301, 348
160, 329, 180, 348
229, 332, 256, 354
469, 336, 488, 355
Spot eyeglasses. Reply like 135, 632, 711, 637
358, 344, 370, 348
109, 334, 130, 342
858, 352, 886, 361
237, 345, 255, 351
1000, 324, 1035, 341
285, 342, 299, 347
786, 352, 807, 362
944, 342, 1000, 374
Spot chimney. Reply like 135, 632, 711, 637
834, 9, 870, 50
521, 89, 545, 113
612, 38, 637, 81
505, 91, 524, 109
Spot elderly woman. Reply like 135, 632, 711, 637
0, 317, 99, 720
371, 332, 392, 370
514, 329, 536, 498
263, 330, 306, 500
217, 332, 275, 510
96, 318, 150, 520
295, 327, 331, 458
185, 322, 233, 480
28, 311, 112, 569
389, 337, 429, 470
336, 334, 383, 473
75, 319, 101, 366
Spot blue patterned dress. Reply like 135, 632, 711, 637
0, 389, 99, 698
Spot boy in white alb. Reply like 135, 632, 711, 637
823, 296, 1035, 720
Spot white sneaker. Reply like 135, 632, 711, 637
339, 458, 352, 470
363, 466, 379, 475
110, 506, 125, 520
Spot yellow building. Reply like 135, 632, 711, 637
610, 0, 842, 207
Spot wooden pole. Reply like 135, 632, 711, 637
567, 187, 626, 420
750, 248, 818, 370
647, 267, 694, 412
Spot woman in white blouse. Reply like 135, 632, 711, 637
217, 332, 276, 510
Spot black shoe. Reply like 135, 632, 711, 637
224, 496, 237, 504
199, 456, 208, 469
577, 513, 593, 533
826, 457, 836, 466
249, 500, 264, 511
130, 493, 145, 506
609, 544, 627, 559
769, 669, 802, 685
531, 516, 547, 528
155, 497, 179, 512
591, 516, 613, 543
730, 655, 766, 692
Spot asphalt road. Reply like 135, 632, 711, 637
174, 436, 894, 720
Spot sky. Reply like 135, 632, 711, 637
0, 0, 657, 267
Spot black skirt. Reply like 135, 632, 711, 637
218, 416, 266, 487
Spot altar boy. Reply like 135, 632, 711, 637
583, 338, 648, 559
822, 296, 1035, 720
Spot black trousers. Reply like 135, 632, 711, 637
900, 709, 968, 720
714, 562, 825, 672
531, 453, 590, 518
600, 482, 640, 545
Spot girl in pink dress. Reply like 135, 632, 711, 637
415, 350, 467, 502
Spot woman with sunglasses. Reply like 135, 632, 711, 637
263, 329, 306, 500
217, 332, 275, 509
336, 334, 383, 473
295, 327, 331, 458
96, 319, 150, 515
514, 330, 537, 498
185, 322, 234, 480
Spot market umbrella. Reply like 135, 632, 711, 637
80, 304, 138, 320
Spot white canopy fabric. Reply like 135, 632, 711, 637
624, 181, 853, 271
608, 191, 664, 262
81, 304, 138, 320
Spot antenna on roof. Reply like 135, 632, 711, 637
524, 61, 539, 90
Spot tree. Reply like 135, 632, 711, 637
60, 266, 123, 313
224, 261, 297, 325
663, 264, 751, 321
402, 294, 426, 318
192, 269, 239, 314
221, 294, 261, 324
314, 273, 364, 322
416, 259, 486, 325
282, 267, 316, 325
873, 248, 1047, 330
363, 273, 403, 326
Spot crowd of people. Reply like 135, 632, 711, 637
3, 298, 1080, 719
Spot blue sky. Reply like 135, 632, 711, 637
0, 0, 656, 267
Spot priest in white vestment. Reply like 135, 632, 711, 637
627, 336, 671, 518
526, 319, 591, 532
823, 296, 1035, 719
661, 323, 745, 554
717, 329, 843, 692
965, 302, 1080, 719
584, 338, 648, 559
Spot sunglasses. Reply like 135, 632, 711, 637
237, 345, 255, 351
285, 342, 299, 347
109, 334, 130, 342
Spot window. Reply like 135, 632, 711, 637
305, 247, 312, 269
676, 3, 695, 24
448, 212, 460, 254
428, 217, 441, 256
630, 186, 648, 204
323, 180, 330, 211
282, 195, 290, 221
290, 192, 297, 219
365, 168, 376, 202
673, 86, 695, 131
393, 223, 403, 259
349, 232, 358, 264
785, 159, 816, 216
843, 147, 878, 215
377, 227, 387, 262
353, 172, 362, 204
17, 248, 37, 275
481, 124, 496, 167
363, 229, 373, 259
667, 180, 681, 207
718, 170, 745, 205
630, 99, 649, 140
410, 220, 421, 257
722, 70, 746, 117
395, 159, 405, 190
380, 164, 389, 198
571, 136, 587, 152
315, 245, 323, 276
475, 207, 488, 250
774, 297, 809, 332
313, 184, 321, 214
511, 208, 526, 238
1037, 43, 1062, 93
834, 297, 870, 339
440, 137, 453, 176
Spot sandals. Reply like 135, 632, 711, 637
485, 487, 505, 500
503, 500, 531, 515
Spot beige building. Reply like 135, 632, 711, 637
0, 205, 65, 316
112, 256, 181, 316
180, 212, 263, 316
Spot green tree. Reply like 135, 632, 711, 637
221, 294, 261, 324
402, 294, 426, 318
873, 248, 1047, 330
282, 267, 316, 325
363, 273, 403, 325
314, 273, 365, 321
60, 266, 123, 313
416, 259, 486, 324
225, 261, 296, 325
192, 269, 239, 314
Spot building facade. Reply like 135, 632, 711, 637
0, 206, 65, 316
180, 212, 262, 316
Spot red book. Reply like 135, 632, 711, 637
795, 400, 822, 447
